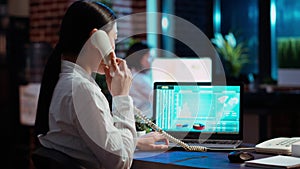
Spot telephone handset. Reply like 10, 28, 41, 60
89, 30, 113, 66
80, 30, 115, 76
255, 137, 300, 155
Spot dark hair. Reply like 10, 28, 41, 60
35, 0, 117, 136
125, 41, 150, 71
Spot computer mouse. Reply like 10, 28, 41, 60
228, 151, 254, 163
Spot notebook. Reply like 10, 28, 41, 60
153, 82, 244, 149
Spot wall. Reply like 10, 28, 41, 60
28, 0, 147, 55
29, 0, 74, 46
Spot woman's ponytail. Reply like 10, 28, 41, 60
35, 42, 62, 136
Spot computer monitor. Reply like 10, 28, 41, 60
151, 57, 212, 83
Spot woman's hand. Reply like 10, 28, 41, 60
136, 132, 169, 151
104, 52, 132, 96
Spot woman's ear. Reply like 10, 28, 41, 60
89, 28, 98, 36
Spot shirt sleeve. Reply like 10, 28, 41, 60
73, 82, 137, 169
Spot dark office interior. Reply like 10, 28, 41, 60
1, 0, 300, 168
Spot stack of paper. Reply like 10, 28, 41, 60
245, 155, 300, 169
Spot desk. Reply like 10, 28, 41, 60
132, 150, 271, 169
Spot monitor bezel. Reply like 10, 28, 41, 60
152, 81, 244, 140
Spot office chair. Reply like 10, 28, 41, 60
31, 146, 86, 169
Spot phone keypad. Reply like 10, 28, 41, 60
276, 139, 300, 147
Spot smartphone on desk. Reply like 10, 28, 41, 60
255, 137, 300, 155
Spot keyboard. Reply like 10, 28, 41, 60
165, 139, 242, 149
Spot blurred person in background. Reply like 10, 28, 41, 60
125, 41, 154, 119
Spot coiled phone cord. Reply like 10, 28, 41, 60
134, 107, 208, 152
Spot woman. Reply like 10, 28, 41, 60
35, 1, 168, 169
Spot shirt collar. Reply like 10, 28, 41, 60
61, 60, 97, 83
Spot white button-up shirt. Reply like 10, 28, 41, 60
39, 60, 137, 169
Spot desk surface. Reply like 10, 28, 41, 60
132, 150, 271, 169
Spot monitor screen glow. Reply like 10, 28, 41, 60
151, 57, 212, 83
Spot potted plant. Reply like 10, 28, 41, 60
211, 32, 249, 78
135, 114, 151, 137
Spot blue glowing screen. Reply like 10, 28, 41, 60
154, 83, 241, 134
